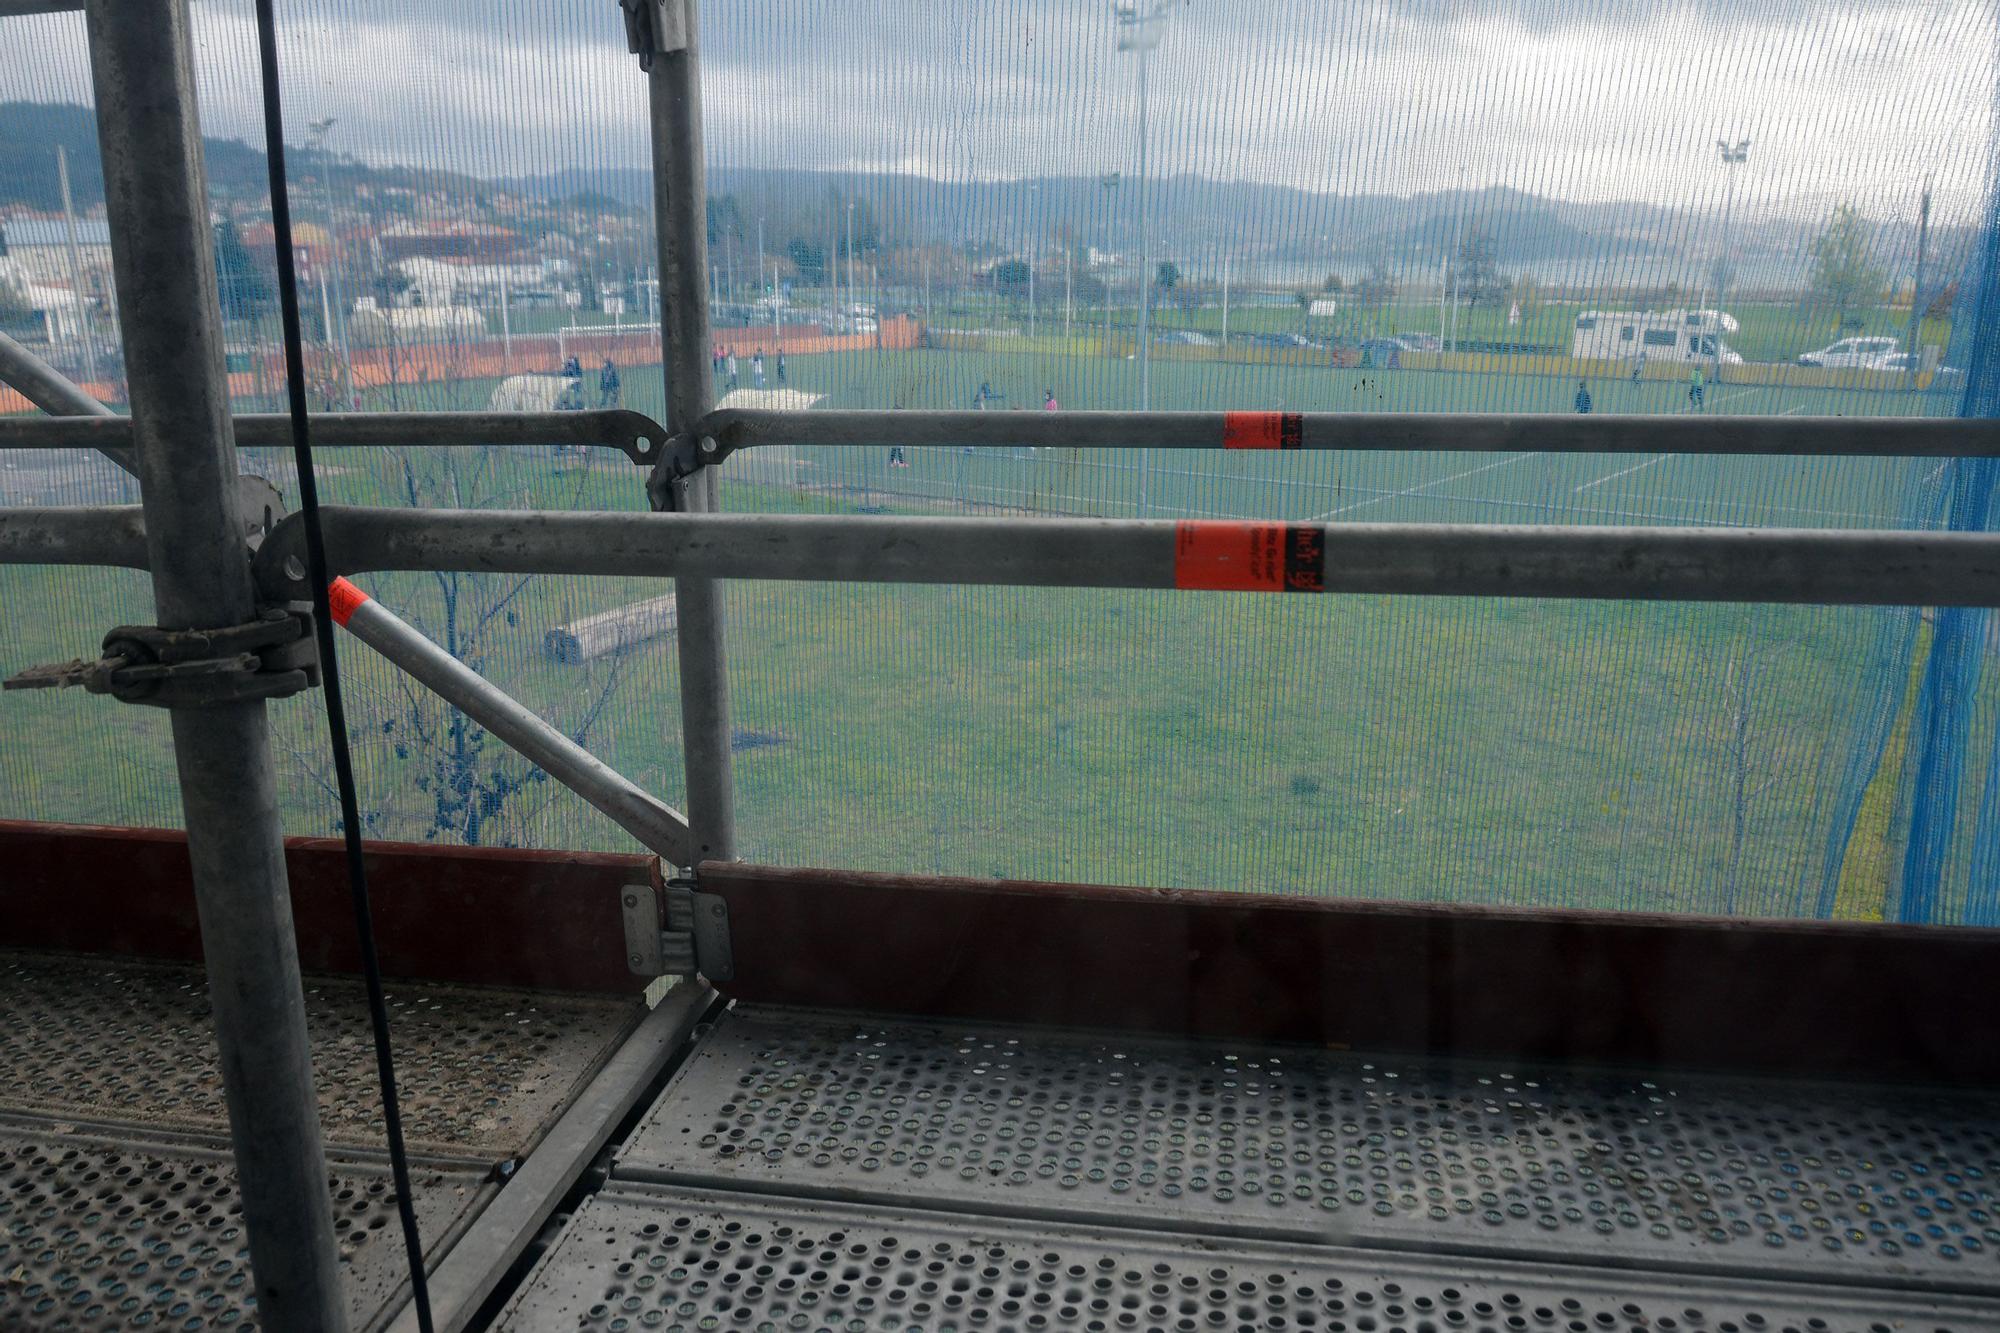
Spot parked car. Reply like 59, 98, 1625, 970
1357, 338, 1409, 363
1154, 330, 1217, 346
1391, 332, 1441, 351
1798, 336, 1901, 369
1883, 352, 1966, 385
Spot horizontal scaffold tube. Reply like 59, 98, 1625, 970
0, 408, 666, 464
230, 507, 2000, 608
700, 407, 2000, 460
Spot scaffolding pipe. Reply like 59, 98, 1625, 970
698, 408, 2000, 461
0, 503, 148, 567
0, 407, 667, 464
0, 329, 137, 480
16, 503, 2000, 610
0, 330, 113, 418
327, 578, 692, 864
234, 507, 2000, 609
0, 0, 81, 16
9, 402, 1992, 466
645, 0, 737, 865
81, 0, 348, 1326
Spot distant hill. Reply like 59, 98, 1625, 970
0, 102, 500, 214
1, 102, 1942, 291
0, 102, 268, 210
502, 165, 1836, 281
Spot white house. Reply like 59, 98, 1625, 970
0, 218, 114, 286
396, 256, 550, 308
0, 256, 90, 343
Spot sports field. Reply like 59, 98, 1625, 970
0, 346, 1968, 919
753, 349, 1946, 532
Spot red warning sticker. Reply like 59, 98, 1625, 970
327, 576, 369, 627
1173, 522, 1325, 593
1221, 411, 1304, 450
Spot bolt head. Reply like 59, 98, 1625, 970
629, 953, 643, 966
699, 436, 718, 455
709, 901, 726, 918
624, 893, 639, 908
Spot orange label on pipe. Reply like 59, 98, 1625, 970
1222, 411, 1303, 450
1173, 522, 1325, 592
327, 576, 369, 627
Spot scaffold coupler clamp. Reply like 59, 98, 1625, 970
646, 433, 718, 512
621, 0, 688, 70
3, 604, 319, 708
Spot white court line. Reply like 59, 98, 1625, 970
1574, 454, 1669, 493
1570, 387, 1778, 494
1653, 494, 1907, 524
1311, 451, 1537, 520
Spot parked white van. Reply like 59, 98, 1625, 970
1572, 308, 1743, 365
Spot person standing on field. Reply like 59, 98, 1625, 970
1574, 379, 1592, 414
725, 350, 738, 390
1689, 365, 1705, 410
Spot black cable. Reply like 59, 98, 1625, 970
249, 5, 435, 1329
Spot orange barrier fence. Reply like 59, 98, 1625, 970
0, 316, 923, 415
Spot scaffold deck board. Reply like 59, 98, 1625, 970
614, 1005, 2000, 1296
0, 1120, 488, 1332
492, 1182, 2000, 1332
0, 948, 644, 1330
0, 948, 640, 1158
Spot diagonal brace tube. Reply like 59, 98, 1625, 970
327, 577, 690, 864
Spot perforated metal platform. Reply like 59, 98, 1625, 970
491, 1182, 2000, 1332
0, 950, 637, 1156
615, 1006, 2000, 1297
0, 1123, 488, 1331
0, 949, 645, 1330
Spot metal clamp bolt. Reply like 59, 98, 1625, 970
4, 605, 319, 708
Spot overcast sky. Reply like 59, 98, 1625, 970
4, 0, 1995, 226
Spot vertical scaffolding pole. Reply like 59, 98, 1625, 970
81, 2, 349, 1328
646, 0, 737, 864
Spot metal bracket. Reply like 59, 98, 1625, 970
621, 874, 733, 981
4, 604, 319, 708
645, 434, 716, 513
620, 0, 687, 70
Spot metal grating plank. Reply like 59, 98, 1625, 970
615, 1006, 2000, 1293
492, 1182, 2000, 1331
0, 949, 639, 1158
0, 1121, 487, 1331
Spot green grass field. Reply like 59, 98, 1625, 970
0, 346, 1969, 917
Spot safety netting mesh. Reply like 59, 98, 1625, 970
2, 0, 1998, 921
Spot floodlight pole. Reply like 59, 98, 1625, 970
1906, 177, 1932, 393
1713, 138, 1749, 382
1115, 1, 1167, 510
